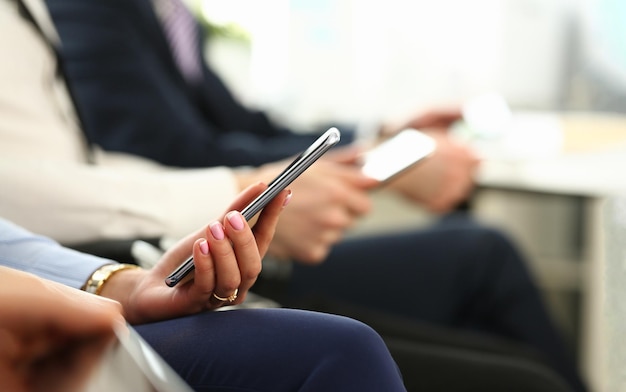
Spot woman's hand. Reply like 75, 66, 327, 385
100, 183, 291, 324
0, 267, 123, 392
235, 151, 378, 264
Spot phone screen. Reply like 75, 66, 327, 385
360, 129, 436, 182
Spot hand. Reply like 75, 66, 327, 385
99, 183, 290, 324
0, 267, 123, 392
264, 149, 379, 263
388, 131, 480, 212
382, 106, 463, 136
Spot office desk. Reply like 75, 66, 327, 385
471, 111, 626, 392
477, 112, 626, 196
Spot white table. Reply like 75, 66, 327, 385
471, 111, 626, 392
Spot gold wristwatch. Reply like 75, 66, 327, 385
82, 263, 140, 295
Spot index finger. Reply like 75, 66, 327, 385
251, 189, 291, 257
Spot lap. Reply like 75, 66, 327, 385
134, 308, 405, 392
289, 214, 534, 324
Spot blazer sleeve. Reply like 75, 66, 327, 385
0, 218, 113, 289
46, 0, 355, 168
0, 157, 239, 246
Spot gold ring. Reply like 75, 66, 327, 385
212, 288, 238, 303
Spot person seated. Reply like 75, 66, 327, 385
0, 1, 586, 390
0, 185, 407, 392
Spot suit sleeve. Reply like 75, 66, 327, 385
0, 157, 239, 246
46, 0, 354, 168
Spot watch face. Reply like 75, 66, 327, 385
82, 325, 193, 392
85, 264, 140, 295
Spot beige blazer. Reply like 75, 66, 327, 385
0, 0, 239, 244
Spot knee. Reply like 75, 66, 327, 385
441, 218, 519, 255
315, 315, 403, 376
459, 225, 539, 289
440, 223, 527, 273
315, 314, 393, 361
292, 312, 405, 390
473, 225, 517, 252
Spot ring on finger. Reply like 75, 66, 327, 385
212, 288, 239, 303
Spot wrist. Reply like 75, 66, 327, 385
81, 264, 140, 295
97, 266, 144, 303
83, 264, 144, 314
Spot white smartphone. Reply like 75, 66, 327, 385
360, 129, 436, 182
164, 128, 342, 287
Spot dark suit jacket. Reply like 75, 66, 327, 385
45, 0, 354, 168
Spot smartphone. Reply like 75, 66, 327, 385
164, 127, 342, 287
360, 129, 436, 182
452, 93, 512, 141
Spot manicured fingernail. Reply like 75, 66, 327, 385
209, 222, 224, 240
227, 211, 244, 231
199, 239, 209, 255
283, 190, 292, 207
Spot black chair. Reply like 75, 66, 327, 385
253, 285, 575, 392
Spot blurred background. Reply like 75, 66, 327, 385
189, 0, 625, 128
187, 0, 625, 390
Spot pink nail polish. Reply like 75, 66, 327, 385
199, 239, 209, 255
209, 222, 224, 240
227, 211, 245, 231
283, 190, 293, 207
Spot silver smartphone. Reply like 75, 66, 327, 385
360, 129, 436, 182
164, 128, 342, 287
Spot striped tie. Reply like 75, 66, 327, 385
154, 0, 203, 84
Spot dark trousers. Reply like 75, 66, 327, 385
256, 214, 587, 392
135, 308, 407, 391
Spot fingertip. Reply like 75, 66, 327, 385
192, 238, 214, 280
365, 176, 381, 188
209, 221, 225, 241
282, 189, 292, 207
226, 210, 245, 231
195, 238, 209, 256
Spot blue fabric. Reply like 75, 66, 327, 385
0, 218, 110, 288
0, 217, 405, 390
135, 308, 406, 392
45, 0, 355, 168
289, 214, 586, 392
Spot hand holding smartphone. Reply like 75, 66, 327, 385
164, 128, 341, 287
359, 129, 436, 182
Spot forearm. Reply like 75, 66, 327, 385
0, 158, 238, 244
0, 219, 110, 289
